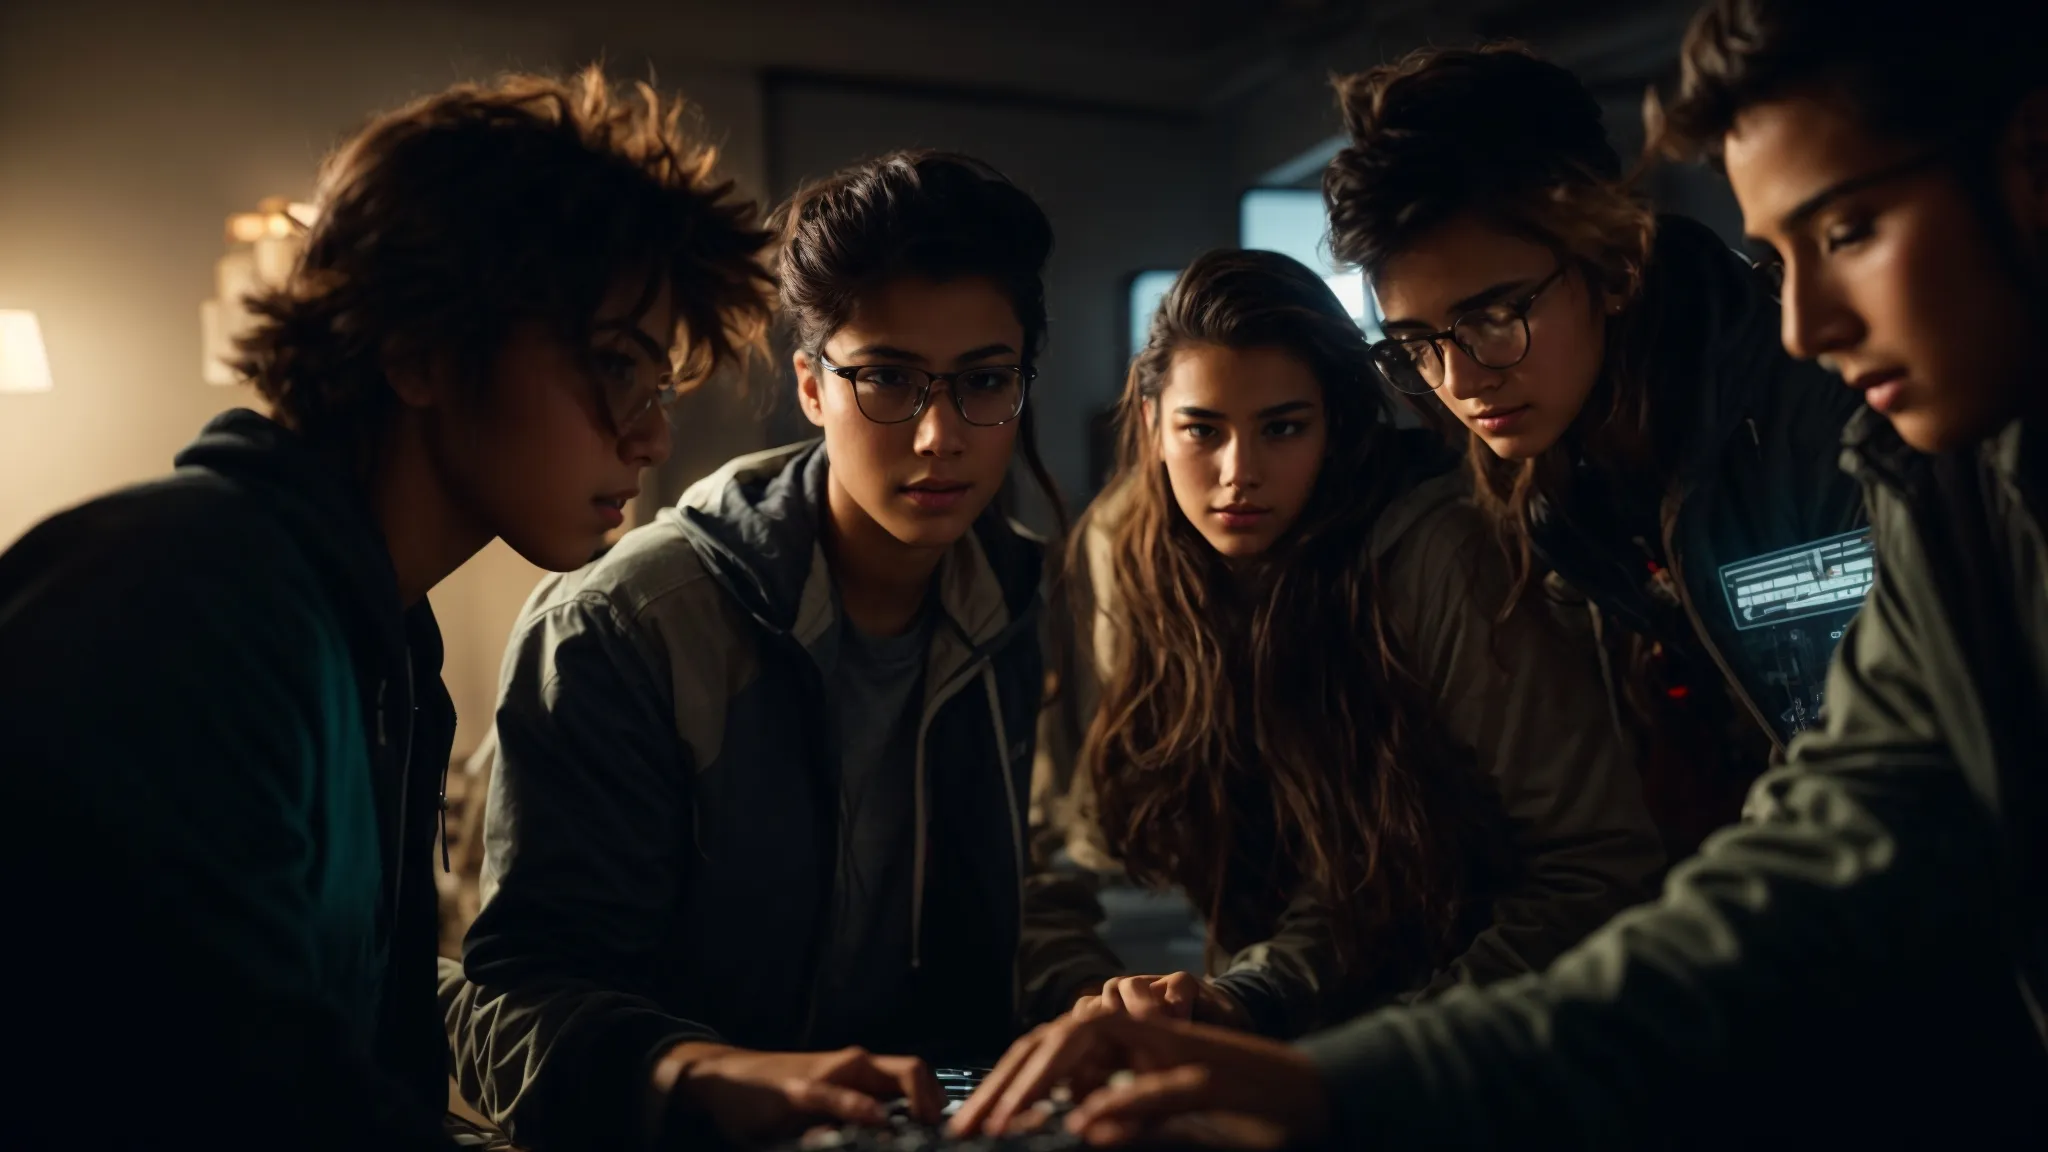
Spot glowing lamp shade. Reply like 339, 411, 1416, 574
0, 310, 54, 394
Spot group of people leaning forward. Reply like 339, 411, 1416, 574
3, 0, 2046, 1148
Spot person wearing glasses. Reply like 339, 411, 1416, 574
0, 69, 775, 1149
945, 5, 2048, 1148
1036, 249, 1660, 1041
443, 150, 1125, 1152
1331, 44, 1868, 856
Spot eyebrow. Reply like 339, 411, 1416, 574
595, 320, 668, 364
1175, 400, 1317, 419
841, 342, 1019, 365
1380, 277, 1531, 331
1764, 155, 1939, 239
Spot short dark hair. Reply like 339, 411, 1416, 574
237, 66, 775, 448
771, 150, 1054, 368
1651, 0, 2048, 166
1324, 43, 1652, 293
771, 149, 1065, 529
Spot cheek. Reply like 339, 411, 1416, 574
1516, 313, 1606, 410
466, 369, 607, 511
969, 425, 1019, 483
1160, 448, 1213, 511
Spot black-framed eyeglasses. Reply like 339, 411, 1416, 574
816, 355, 1033, 427
1367, 265, 1568, 395
1747, 150, 1947, 303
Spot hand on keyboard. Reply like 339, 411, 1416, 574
652, 1042, 944, 1144
949, 1014, 1328, 1148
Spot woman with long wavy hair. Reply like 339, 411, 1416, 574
1043, 248, 1662, 1041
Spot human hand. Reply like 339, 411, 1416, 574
651, 1042, 943, 1144
947, 1012, 1331, 1147
1070, 973, 1251, 1030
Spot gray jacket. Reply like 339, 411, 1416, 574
445, 442, 1124, 1151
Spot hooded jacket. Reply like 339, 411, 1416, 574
1528, 215, 1868, 756
1300, 411, 2048, 1148
447, 441, 1123, 1152
0, 409, 455, 1148
1038, 435, 1665, 1040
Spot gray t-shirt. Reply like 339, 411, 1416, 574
817, 605, 934, 1047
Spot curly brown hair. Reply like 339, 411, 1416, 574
1324, 44, 1658, 611
1080, 248, 1502, 994
235, 65, 775, 453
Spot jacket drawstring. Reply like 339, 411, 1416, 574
984, 666, 1025, 883
911, 722, 929, 970
909, 662, 1026, 972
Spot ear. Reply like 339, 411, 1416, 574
793, 349, 826, 429
382, 352, 441, 411
2002, 88, 2048, 235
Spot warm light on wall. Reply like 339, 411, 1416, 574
202, 198, 316, 385
0, 310, 54, 394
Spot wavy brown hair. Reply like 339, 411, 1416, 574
236, 65, 775, 454
1079, 249, 1501, 991
1325, 43, 1659, 611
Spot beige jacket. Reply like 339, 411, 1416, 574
1035, 467, 1665, 1038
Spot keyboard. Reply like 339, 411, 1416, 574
769, 1067, 1089, 1152
777, 1095, 1085, 1152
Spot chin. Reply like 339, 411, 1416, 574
878, 514, 974, 550
508, 532, 607, 573
1201, 531, 1271, 559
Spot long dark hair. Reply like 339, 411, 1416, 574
1079, 248, 1498, 991
770, 149, 1066, 531
1325, 43, 1659, 611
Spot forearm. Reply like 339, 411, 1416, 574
1018, 869, 1128, 1023
1298, 761, 2017, 1149
450, 954, 721, 1152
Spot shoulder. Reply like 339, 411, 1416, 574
3, 472, 318, 617
513, 515, 743, 663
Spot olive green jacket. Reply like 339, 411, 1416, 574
1037, 465, 1664, 1038
1301, 412, 2048, 1147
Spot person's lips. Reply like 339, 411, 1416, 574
1846, 367, 1910, 415
1471, 403, 1533, 435
901, 479, 971, 511
594, 489, 637, 528
1213, 502, 1271, 531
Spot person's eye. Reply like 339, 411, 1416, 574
857, 366, 919, 389
1265, 420, 1305, 438
1822, 217, 1874, 254
958, 369, 1014, 393
593, 349, 637, 386
1179, 423, 1216, 441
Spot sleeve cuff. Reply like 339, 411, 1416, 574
1295, 1015, 1435, 1149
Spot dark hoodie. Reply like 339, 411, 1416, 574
447, 441, 1125, 1152
1529, 215, 1869, 757
0, 410, 454, 1147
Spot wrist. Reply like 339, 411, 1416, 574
651, 1040, 740, 1108
1199, 979, 1252, 1029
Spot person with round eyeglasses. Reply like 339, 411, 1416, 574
1338, 43, 1870, 859
444, 150, 1125, 1151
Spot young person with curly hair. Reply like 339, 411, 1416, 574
0, 66, 774, 1149
445, 150, 1123, 1151
952, 7, 2048, 1146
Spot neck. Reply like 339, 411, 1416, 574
823, 470, 945, 637
370, 414, 494, 606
